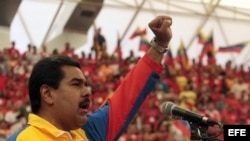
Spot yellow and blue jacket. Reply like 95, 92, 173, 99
7, 54, 163, 141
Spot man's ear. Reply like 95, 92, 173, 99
40, 84, 54, 104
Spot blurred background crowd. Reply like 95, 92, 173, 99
0, 28, 250, 141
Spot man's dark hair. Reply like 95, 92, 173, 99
28, 55, 81, 114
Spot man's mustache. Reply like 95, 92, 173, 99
79, 97, 91, 108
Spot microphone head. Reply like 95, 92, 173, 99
162, 102, 175, 115
162, 102, 182, 120
162, 102, 221, 126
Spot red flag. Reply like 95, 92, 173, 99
199, 33, 215, 62
130, 27, 147, 39
218, 41, 249, 53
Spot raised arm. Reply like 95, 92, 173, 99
82, 15, 173, 141
147, 15, 172, 63
107, 15, 173, 140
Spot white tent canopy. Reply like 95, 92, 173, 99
80, 0, 250, 67
3, 0, 250, 67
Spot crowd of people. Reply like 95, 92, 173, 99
0, 30, 250, 141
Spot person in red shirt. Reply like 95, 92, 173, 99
0, 68, 7, 91
7, 41, 20, 59
61, 42, 75, 57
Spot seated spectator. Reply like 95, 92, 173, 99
118, 123, 142, 141
7, 41, 20, 59
230, 77, 249, 100
61, 42, 75, 57
141, 123, 157, 141
0, 133, 7, 141
0, 120, 12, 137
155, 120, 171, 141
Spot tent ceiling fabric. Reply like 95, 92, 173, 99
3, 0, 250, 66
104, 0, 250, 21
8, 0, 103, 52
83, 0, 250, 66
0, 0, 22, 26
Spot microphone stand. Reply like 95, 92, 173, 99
189, 121, 209, 141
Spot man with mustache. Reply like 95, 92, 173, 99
7, 15, 172, 141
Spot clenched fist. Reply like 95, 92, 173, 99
148, 16, 172, 48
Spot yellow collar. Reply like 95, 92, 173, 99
28, 113, 88, 141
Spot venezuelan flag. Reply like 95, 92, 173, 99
218, 42, 249, 53
139, 36, 150, 52
174, 120, 191, 139
199, 34, 215, 62
164, 49, 176, 77
130, 27, 147, 39
197, 29, 206, 44
176, 40, 189, 70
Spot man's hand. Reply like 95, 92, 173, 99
148, 16, 172, 47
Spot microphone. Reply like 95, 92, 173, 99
162, 102, 219, 126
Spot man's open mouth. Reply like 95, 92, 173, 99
79, 98, 90, 109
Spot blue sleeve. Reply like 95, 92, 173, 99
82, 104, 109, 141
